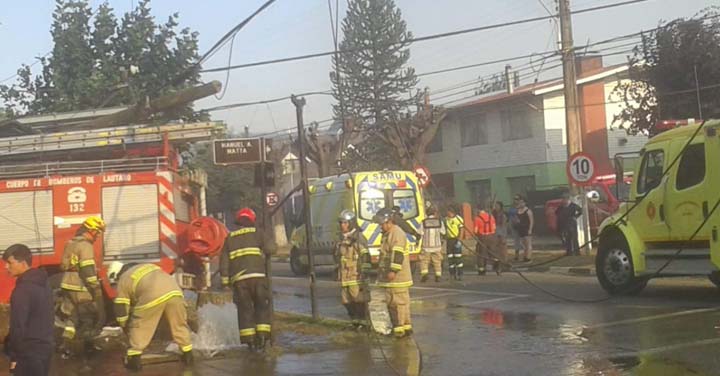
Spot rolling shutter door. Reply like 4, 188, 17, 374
0, 190, 53, 251
102, 185, 160, 259
174, 186, 191, 223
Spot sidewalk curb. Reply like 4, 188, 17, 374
548, 266, 596, 276
512, 266, 595, 276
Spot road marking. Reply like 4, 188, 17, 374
462, 295, 528, 306
613, 337, 720, 358
273, 276, 525, 297
410, 291, 464, 301
410, 285, 526, 297
582, 307, 719, 330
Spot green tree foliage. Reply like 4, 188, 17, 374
331, 0, 418, 126
328, 0, 446, 171
1, 0, 202, 118
613, 8, 720, 135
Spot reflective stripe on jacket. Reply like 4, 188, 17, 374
445, 216, 464, 239
336, 229, 370, 286
113, 264, 184, 326
60, 236, 98, 292
378, 225, 412, 288
219, 227, 266, 285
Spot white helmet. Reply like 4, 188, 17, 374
586, 190, 601, 203
107, 261, 124, 284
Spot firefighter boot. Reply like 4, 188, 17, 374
181, 350, 194, 366
494, 260, 502, 276
421, 274, 429, 283
124, 354, 143, 372
255, 334, 268, 352
353, 303, 367, 331
344, 303, 355, 321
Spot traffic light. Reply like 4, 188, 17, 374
254, 162, 275, 187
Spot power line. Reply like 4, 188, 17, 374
198, 0, 279, 65
201, 91, 332, 112
200, 0, 653, 74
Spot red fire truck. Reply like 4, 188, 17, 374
0, 121, 227, 303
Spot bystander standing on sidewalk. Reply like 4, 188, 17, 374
493, 202, 509, 270
516, 196, 534, 262
509, 195, 525, 261
3, 244, 54, 376
555, 193, 583, 256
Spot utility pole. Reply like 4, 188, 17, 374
258, 138, 274, 320
291, 94, 318, 320
559, 0, 591, 252
558, 0, 583, 160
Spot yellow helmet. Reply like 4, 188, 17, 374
83, 216, 106, 232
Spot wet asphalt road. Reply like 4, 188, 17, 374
4, 263, 719, 375
271, 262, 720, 376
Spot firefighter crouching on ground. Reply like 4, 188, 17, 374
220, 208, 272, 351
420, 206, 444, 283
475, 202, 500, 276
58, 216, 107, 355
374, 208, 413, 338
335, 210, 371, 329
108, 262, 193, 372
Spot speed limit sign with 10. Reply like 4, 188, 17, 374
566, 152, 596, 185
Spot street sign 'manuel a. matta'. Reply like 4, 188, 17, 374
213, 138, 268, 165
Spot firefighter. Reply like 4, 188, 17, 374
108, 262, 193, 372
444, 206, 465, 281
373, 208, 413, 338
474, 202, 499, 276
335, 210, 371, 328
219, 208, 272, 351
420, 206, 444, 283
57, 216, 106, 356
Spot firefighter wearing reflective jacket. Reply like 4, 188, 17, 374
445, 206, 465, 280
374, 208, 413, 338
109, 262, 193, 372
420, 206, 444, 283
474, 202, 499, 276
220, 208, 272, 351
58, 216, 106, 355
335, 210, 371, 329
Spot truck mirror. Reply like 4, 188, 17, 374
614, 156, 624, 200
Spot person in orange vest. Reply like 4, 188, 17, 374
474, 201, 499, 276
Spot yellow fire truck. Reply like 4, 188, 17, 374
596, 119, 720, 294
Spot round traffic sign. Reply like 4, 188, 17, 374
566, 152, 597, 186
414, 165, 431, 188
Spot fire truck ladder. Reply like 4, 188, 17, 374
0, 122, 224, 158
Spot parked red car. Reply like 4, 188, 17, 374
545, 174, 632, 237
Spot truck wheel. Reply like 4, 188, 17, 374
708, 271, 720, 288
596, 235, 647, 295
290, 247, 309, 276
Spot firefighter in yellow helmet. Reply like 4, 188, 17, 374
57, 216, 106, 357
374, 208, 413, 338
109, 262, 193, 372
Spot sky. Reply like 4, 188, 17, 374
0, 0, 716, 135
